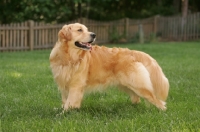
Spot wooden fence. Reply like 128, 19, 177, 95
157, 12, 200, 41
0, 17, 156, 51
0, 12, 200, 51
0, 21, 62, 51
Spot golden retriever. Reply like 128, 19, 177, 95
49, 23, 169, 111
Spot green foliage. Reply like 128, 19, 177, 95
1, 42, 200, 131
0, 0, 75, 24
130, 32, 158, 43
1, 0, 200, 24
146, 32, 157, 43
130, 32, 139, 43
108, 27, 125, 43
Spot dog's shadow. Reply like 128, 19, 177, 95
54, 101, 157, 119
53, 92, 162, 118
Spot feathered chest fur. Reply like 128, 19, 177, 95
50, 49, 91, 89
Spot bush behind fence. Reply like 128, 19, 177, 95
0, 12, 200, 51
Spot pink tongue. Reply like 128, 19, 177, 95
84, 42, 91, 46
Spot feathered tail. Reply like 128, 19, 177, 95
148, 61, 169, 101
134, 51, 169, 101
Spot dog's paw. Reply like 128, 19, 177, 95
131, 97, 141, 104
158, 100, 167, 111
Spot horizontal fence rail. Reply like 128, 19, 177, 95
157, 12, 200, 41
0, 12, 200, 51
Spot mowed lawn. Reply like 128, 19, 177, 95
0, 42, 200, 131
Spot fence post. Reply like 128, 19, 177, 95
139, 24, 144, 44
154, 15, 159, 35
77, 18, 81, 23
125, 18, 129, 40
81, 17, 86, 24
29, 20, 34, 51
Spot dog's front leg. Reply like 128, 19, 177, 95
64, 87, 84, 111
61, 89, 68, 108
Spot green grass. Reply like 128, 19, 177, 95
0, 42, 200, 132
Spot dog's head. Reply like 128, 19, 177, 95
58, 23, 96, 50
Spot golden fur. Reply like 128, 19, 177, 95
50, 23, 169, 111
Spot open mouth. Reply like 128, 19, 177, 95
75, 41, 93, 50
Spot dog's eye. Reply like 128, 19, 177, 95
77, 29, 83, 32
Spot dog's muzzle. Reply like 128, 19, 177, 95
74, 32, 96, 51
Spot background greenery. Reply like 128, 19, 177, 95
0, 42, 200, 131
0, 0, 200, 24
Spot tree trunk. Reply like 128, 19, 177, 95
85, 0, 90, 18
182, 0, 188, 18
181, 0, 188, 40
78, 2, 82, 18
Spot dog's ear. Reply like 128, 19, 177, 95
58, 25, 71, 42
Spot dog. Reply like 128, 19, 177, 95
49, 23, 169, 111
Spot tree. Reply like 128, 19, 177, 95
182, 0, 188, 18
0, 0, 199, 24
0, 0, 24, 24
0, 0, 76, 24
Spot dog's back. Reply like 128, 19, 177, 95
86, 46, 169, 101
86, 46, 169, 110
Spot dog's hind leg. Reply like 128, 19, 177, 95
119, 86, 140, 104
118, 62, 166, 110
130, 87, 166, 110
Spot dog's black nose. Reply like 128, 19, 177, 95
90, 33, 96, 38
